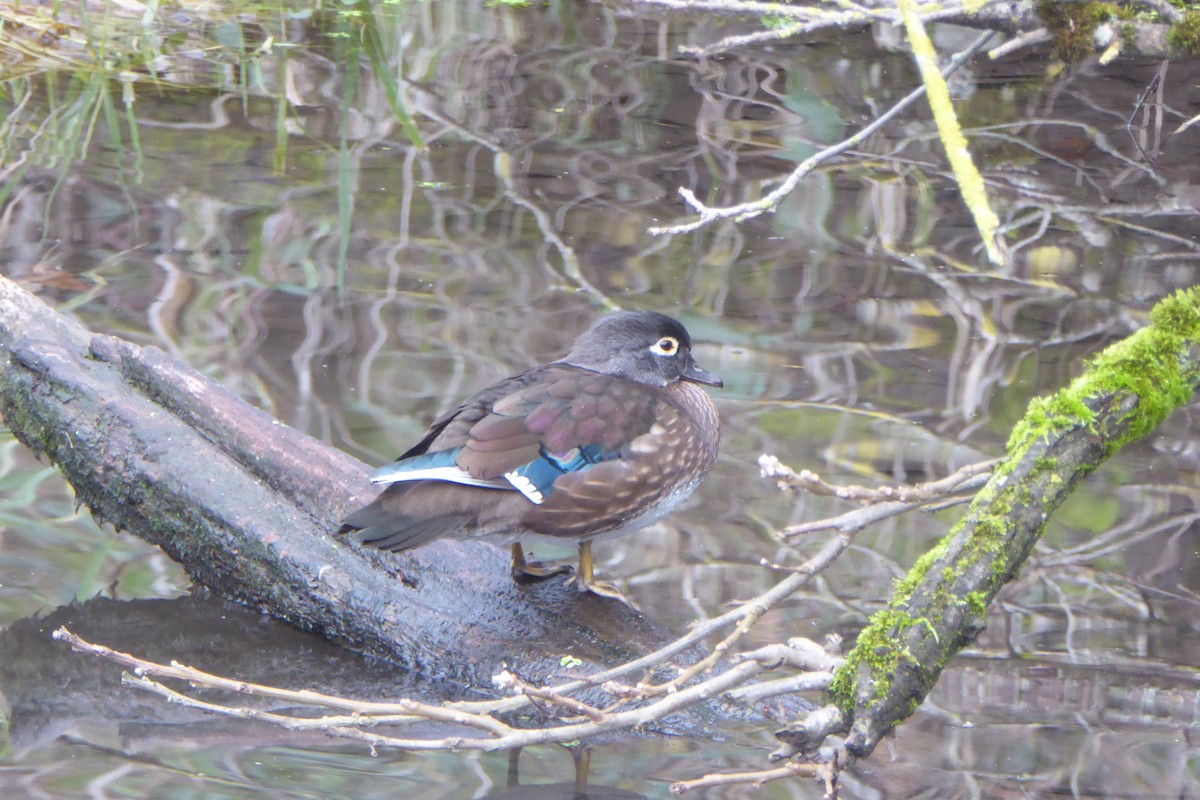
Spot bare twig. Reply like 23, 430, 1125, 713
53, 628, 440, 719
493, 669, 608, 722
671, 758, 836, 796
678, 22, 830, 57
734, 639, 842, 672
759, 455, 997, 504
758, 455, 994, 539
120, 673, 492, 733
987, 27, 1052, 59
314, 659, 767, 752
1126, 66, 1165, 167
632, 525, 860, 695
724, 672, 833, 704
56, 625, 770, 751
649, 30, 994, 236
632, 0, 857, 24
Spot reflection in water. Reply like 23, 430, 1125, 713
488, 747, 646, 800
1, 0, 1199, 798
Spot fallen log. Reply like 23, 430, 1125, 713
0, 275, 684, 700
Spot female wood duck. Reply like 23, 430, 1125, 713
340, 310, 722, 603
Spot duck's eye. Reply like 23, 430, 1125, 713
649, 336, 679, 356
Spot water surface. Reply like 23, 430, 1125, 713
1, 2, 1197, 797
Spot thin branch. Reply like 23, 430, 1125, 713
758, 455, 994, 539
987, 27, 1052, 60
632, 0, 857, 24
494, 669, 608, 723
120, 673, 496, 733
310, 660, 766, 752
678, 22, 833, 58
671, 758, 836, 796
53, 628, 441, 719
629, 525, 859, 695
759, 455, 997, 504
57, 625, 774, 752
733, 639, 842, 672
648, 30, 994, 236
724, 672, 833, 704
774, 500, 919, 539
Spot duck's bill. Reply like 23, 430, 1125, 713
683, 360, 723, 387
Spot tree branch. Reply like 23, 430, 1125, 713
647, 30, 994, 237
811, 287, 1200, 758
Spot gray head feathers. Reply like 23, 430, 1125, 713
563, 311, 721, 388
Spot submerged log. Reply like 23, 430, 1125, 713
0, 276, 682, 700
804, 288, 1200, 758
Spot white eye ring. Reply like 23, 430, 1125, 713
649, 336, 679, 356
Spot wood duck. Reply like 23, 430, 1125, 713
340, 310, 722, 603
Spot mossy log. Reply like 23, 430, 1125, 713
792, 288, 1200, 758
0, 275, 684, 706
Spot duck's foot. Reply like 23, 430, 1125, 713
510, 543, 573, 581
566, 573, 639, 609
568, 541, 640, 610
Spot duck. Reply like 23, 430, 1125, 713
340, 310, 722, 604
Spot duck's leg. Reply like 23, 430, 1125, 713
510, 543, 572, 580
570, 745, 591, 794
568, 541, 637, 608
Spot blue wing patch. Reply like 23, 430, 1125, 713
370, 448, 507, 490
503, 444, 610, 505
370, 443, 614, 503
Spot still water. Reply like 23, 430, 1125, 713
0, 1, 1197, 797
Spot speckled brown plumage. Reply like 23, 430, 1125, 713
522, 379, 718, 539
339, 310, 722, 602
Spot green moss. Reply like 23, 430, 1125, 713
1166, 11, 1200, 55
1007, 288, 1200, 459
892, 482, 1014, 608
828, 605, 954, 715
1151, 286, 1200, 336
965, 591, 989, 617
1035, 0, 1132, 63
892, 539, 948, 599
828, 288, 1200, 731
829, 609, 915, 714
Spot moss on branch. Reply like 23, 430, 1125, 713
826, 287, 1200, 756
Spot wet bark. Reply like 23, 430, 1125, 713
800, 288, 1200, 759
0, 276, 683, 705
